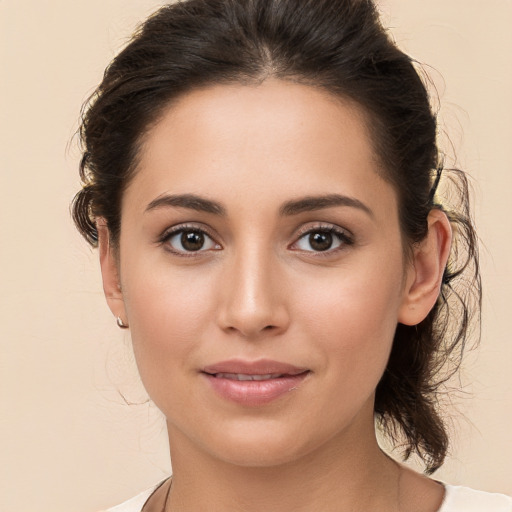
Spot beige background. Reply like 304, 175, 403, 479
1, 1, 511, 510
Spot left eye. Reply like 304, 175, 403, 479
293, 229, 349, 252
165, 229, 219, 253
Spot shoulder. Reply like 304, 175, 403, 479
99, 482, 162, 512
440, 485, 512, 512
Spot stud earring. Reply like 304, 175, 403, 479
116, 316, 129, 329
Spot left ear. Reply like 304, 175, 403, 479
398, 209, 452, 326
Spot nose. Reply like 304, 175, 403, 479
216, 245, 290, 339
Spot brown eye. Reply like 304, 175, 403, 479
309, 232, 333, 251
293, 227, 352, 253
165, 228, 219, 254
181, 231, 205, 251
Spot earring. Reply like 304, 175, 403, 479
116, 316, 129, 329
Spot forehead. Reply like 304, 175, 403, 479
127, 79, 396, 217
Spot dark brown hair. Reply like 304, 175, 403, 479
73, 0, 480, 473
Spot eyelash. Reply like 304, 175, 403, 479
290, 224, 354, 256
158, 223, 354, 257
158, 224, 221, 257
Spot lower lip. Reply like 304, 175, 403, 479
203, 372, 309, 406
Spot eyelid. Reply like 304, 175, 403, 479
157, 221, 353, 256
294, 222, 353, 239
290, 222, 354, 253
158, 223, 222, 255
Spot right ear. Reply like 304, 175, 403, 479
97, 218, 127, 326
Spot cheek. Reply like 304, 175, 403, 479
296, 256, 404, 387
120, 258, 217, 393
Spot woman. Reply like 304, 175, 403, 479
73, 0, 511, 510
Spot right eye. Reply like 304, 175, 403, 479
162, 227, 220, 254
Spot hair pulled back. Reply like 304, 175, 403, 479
73, 0, 480, 473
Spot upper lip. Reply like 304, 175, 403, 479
202, 359, 309, 376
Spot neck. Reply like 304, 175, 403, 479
165, 411, 403, 512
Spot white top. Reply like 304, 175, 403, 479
105, 483, 512, 512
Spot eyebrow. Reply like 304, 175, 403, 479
144, 192, 373, 218
145, 193, 226, 215
279, 194, 374, 218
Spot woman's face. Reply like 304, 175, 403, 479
106, 80, 418, 466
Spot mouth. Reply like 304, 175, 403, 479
208, 372, 292, 381
202, 358, 309, 377
201, 359, 310, 406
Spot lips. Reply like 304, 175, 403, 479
214, 373, 284, 381
203, 359, 308, 376
201, 359, 310, 406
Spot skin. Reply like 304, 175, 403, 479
98, 80, 451, 511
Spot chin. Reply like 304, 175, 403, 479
190, 418, 327, 468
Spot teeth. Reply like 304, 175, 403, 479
215, 373, 283, 381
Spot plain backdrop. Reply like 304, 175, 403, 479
1, 1, 511, 510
